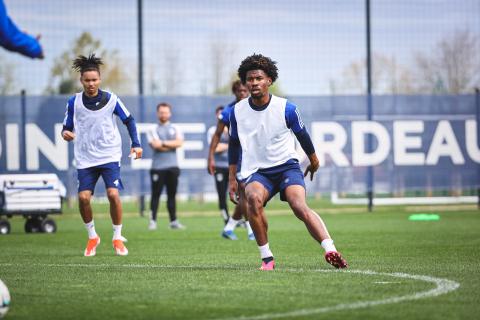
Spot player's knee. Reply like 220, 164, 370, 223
246, 192, 263, 211
78, 193, 91, 206
106, 189, 119, 202
290, 200, 308, 220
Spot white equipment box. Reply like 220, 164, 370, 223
0, 174, 66, 235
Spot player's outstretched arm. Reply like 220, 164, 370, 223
304, 153, 320, 181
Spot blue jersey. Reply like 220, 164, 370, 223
219, 100, 236, 128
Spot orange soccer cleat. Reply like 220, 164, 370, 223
112, 237, 128, 256
84, 237, 101, 257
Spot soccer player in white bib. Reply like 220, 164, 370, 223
228, 54, 348, 270
61, 54, 143, 257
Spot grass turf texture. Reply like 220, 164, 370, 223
0, 200, 479, 320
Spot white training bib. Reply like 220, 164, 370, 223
73, 91, 122, 169
234, 95, 298, 179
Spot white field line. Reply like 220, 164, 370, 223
0, 264, 460, 319
218, 269, 460, 320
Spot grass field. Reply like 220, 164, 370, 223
1, 199, 479, 320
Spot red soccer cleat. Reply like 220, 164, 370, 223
325, 251, 348, 269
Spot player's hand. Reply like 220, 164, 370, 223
229, 179, 239, 204
304, 159, 319, 181
62, 130, 75, 141
130, 147, 143, 159
207, 156, 215, 175
35, 34, 44, 59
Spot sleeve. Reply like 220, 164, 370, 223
228, 106, 238, 140
173, 125, 184, 140
228, 106, 240, 165
285, 101, 305, 134
0, 1, 43, 58
62, 96, 75, 132
219, 106, 231, 126
124, 116, 141, 148
294, 128, 315, 156
113, 98, 131, 122
285, 100, 315, 155
112, 97, 140, 147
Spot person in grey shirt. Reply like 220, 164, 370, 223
148, 102, 185, 230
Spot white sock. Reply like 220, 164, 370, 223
85, 220, 98, 239
258, 243, 273, 259
245, 221, 253, 235
321, 239, 337, 253
224, 217, 240, 232
113, 224, 122, 240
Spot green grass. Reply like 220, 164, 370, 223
1, 201, 479, 320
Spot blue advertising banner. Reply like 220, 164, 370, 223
0, 94, 478, 197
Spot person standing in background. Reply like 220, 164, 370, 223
148, 102, 185, 230
207, 80, 254, 240
207, 105, 230, 224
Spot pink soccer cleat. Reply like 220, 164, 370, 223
325, 251, 348, 269
259, 259, 275, 271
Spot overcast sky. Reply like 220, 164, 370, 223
3, 0, 480, 96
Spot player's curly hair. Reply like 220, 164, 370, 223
237, 54, 278, 84
72, 54, 103, 74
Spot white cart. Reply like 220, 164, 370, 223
0, 174, 66, 235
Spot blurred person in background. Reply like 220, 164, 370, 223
148, 102, 185, 230
0, 0, 43, 58
207, 105, 230, 224
208, 80, 254, 241
62, 54, 142, 257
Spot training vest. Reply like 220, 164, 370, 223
73, 91, 122, 169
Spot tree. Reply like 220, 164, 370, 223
332, 53, 415, 95
46, 32, 131, 94
415, 29, 480, 94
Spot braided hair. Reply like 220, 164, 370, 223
72, 54, 103, 74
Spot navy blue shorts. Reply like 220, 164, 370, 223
77, 162, 124, 194
244, 160, 305, 203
